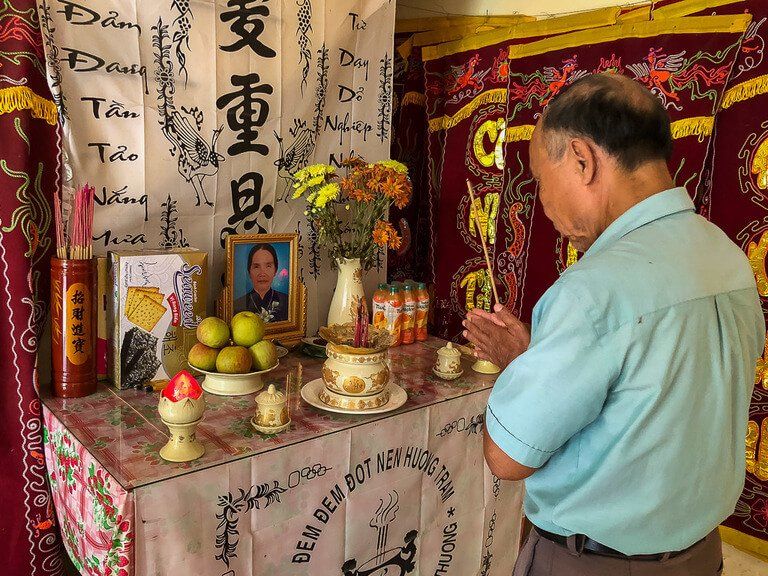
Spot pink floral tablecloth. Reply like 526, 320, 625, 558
43, 411, 134, 576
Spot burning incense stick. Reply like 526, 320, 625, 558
466, 179, 500, 307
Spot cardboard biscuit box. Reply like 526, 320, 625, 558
107, 249, 207, 389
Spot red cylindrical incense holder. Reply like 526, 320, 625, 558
51, 257, 97, 397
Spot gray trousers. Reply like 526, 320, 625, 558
512, 528, 723, 576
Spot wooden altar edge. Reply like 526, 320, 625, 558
40, 339, 499, 491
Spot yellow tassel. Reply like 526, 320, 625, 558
401, 91, 426, 108
428, 88, 507, 132
505, 124, 535, 142
670, 116, 714, 142
0, 86, 58, 126
720, 74, 768, 110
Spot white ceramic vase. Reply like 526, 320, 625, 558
327, 258, 365, 326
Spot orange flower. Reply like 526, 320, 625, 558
350, 187, 375, 202
381, 173, 411, 209
372, 220, 402, 250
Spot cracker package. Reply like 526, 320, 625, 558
108, 249, 208, 389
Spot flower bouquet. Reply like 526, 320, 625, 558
291, 157, 412, 324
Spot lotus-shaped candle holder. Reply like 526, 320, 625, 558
157, 370, 206, 462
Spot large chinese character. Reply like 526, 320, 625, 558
219, 172, 274, 246
71, 290, 84, 304
220, 0, 276, 58
71, 323, 85, 336
72, 307, 84, 321
216, 73, 273, 156
73, 338, 86, 354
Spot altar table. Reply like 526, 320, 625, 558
41, 338, 525, 576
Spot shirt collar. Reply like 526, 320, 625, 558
584, 187, 694, 257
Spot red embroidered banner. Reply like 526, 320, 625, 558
503, 16, 747, 324
673, 0, 768, 558
388, 33, 430, 283
421, 9, 620, 340
0, 0, 64, 573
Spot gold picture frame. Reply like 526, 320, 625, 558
225, 233, 306, 347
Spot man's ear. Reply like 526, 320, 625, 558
569, 137, 597, 185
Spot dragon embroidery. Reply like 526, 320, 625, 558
626, 46, 737, 111
508, 55, 588, 119
446, 54, 490, 103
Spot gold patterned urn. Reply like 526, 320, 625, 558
317, 324, 393, 411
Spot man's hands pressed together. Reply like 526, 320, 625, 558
462, 304, 531, 368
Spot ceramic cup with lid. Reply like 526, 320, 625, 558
433, 342, 463, 379
251, 384, 290, 434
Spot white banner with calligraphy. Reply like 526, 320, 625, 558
133, 389, 524, 576
37, 0, 395, 332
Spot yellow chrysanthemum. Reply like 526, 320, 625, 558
313, 183, 340, 208
377, 159, 408, 175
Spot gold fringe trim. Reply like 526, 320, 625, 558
422, 7, 620, 61
401, 91, 427, 107
396, 14, 534, 34
670, 116, 714, 140
654, 0, 745, 19
0, 86, 57, 125
428, 88, 507, 132
617, 2, 653, 23
397, 36, 415, 61
412, 23, 500, 48
505, 124, 535, 142
508, 14, 751, 61
719, 526, 768, 561
618, 0, 744, 22
721, 74, 768, 110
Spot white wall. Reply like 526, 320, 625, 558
396, 0, 646, 19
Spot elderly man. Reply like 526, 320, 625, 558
464, 74, 765, 575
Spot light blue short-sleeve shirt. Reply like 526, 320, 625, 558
486, 187, 765, 555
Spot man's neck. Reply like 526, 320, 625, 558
601, 162, 675, 233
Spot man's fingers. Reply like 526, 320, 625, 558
468, 307, 506, 327
492, 304, 523, 327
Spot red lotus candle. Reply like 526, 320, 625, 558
162, 369, 203, 402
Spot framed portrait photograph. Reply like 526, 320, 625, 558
225, 233, 306, 345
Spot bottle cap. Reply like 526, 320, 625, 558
377, 283, 388, 290
417, 282, 426, 290
389, 285, 399, 294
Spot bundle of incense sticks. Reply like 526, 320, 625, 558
54, 184, 95, 260
353, 299, 369, 348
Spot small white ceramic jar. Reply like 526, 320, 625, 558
433, 342, 463, 379
253, 384, 290, 433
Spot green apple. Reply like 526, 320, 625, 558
249, 340, 277, 371
230, 311, 265, 347
196, 317, 230, 348
215, 346, 253, 374
187, 343, 219, 372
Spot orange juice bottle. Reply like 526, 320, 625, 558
372, 283, 388, 330
401, 284, 417, 344
415, 282, 429, 341
385, 285, 403, 346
